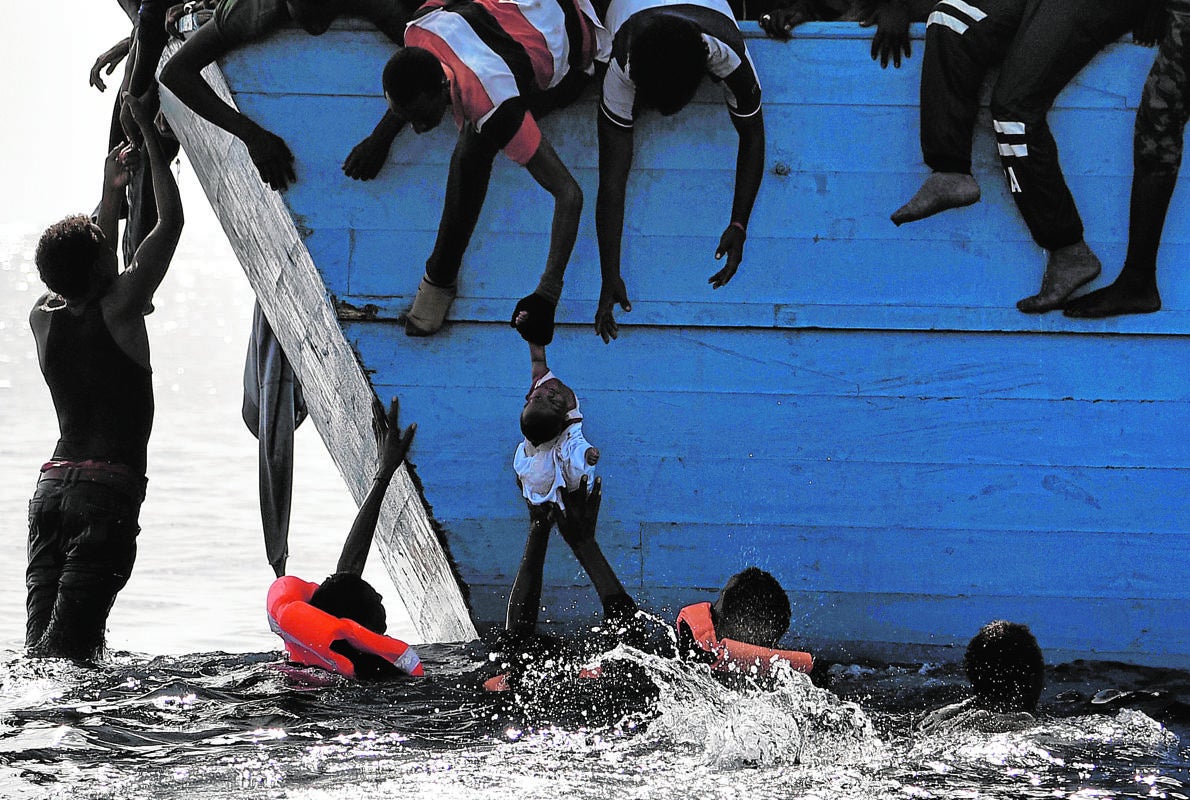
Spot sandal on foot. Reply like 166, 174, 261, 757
404, 276, 457, 337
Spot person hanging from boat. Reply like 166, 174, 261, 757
593, 0, 765, 344
159, 0, 417, 191
889, 0, 1155, 314
489, 474, 817, 697
267, 397, 425, 680
757, 0, 933, 69
355, 0, 609, 343
27, 90, 184, 661
917, 620, 1045, 734
1064, 1, 1178, 318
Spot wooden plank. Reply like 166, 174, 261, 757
156, 41, 475, 643
354, 323, 1190, 402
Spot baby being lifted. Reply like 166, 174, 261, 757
513, 338, 599, 509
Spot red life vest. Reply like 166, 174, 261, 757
675, 602, 814, 677
266, 576, 424, 679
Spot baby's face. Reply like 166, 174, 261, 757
524, 379, 571, 418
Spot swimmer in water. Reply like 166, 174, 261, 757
266, 398, 423, 680
27, 90, 183, 662
917, 619, 1044, 734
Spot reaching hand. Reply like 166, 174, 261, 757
759, 4, 812, 40
123, 90, 157, 132
244, 126, 296, 191
553, 475, 601, 547
594, 276, 631, 344
343, 134, 394, 181
860, 2, 912, 69
527, 499, 553, 528
710, 223, 746, 288
376, 396, 417, 478
511, 292, 557, 345
103, 142, 137, 192
90, 38, 130, 92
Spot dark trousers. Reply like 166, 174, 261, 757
26, 472, 145, 659
920, 0, 1137, 250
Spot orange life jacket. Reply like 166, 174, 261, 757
675, 602, 814, 677
266, 576, 424, 678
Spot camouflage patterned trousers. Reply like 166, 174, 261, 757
1136, 1, 1190, 176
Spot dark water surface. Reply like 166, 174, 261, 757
3, 640, 1189, 800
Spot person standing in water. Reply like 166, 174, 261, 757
27, 91, 183, 660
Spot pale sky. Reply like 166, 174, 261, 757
0, 3, 224, 237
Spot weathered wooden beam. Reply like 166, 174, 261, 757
156, 39, 476, 643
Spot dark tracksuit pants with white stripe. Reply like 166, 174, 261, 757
920, 0, 1138, 251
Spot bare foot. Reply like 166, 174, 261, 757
891, 172, 980, 225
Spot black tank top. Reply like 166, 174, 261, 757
41, 301, 153, 474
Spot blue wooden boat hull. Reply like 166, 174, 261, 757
159, 21, 1190, 665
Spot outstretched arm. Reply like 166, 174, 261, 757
709, 107, 765, 289
336, 398, 417, 575
158, 22, 295, 189
90, 37, 131, 92
505, 501, 553, 635
510, 135, 583, 346
95, 142, 138, 249
108, 91, 184, 319
555, 476, 637, 622
594, 112, 635, 343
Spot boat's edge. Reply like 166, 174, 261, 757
155, 40, 476, 644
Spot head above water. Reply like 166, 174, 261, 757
965, 620, 1045, 713
35, 214, 114, 302
710, 567, 791, 648
629, 15, 707, 116
309, 573, 387, 634
383, 48, 451, 133
286, 0, 337, 35
520, 378, 573, 446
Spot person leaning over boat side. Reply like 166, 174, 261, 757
158, 0, 415, 191
26, 91, 183, 661
366, 0, 607, 343
266, 398, 424, 680
917, 619, 1044, 734
889, 0, 1151, 314
758, 0, 933, 70
593, 0, 765, 344
1064, 1, 1179, 318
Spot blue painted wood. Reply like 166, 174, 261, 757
209, 21, 1190, 664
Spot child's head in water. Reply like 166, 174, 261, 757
309, 573, 387, 633
711, 567, 791, 647
521, 376, 577, 446
965, 620, 1045, 713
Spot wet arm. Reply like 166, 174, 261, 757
556, 478, 637, 620
505, 506, 552, 635
337, 399, 416, 575
114, 95, 184, 316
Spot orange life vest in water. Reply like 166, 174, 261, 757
266, 576, 424, 678
675, 602, 814, 677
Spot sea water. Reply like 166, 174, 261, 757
3, 190, 1190, 800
